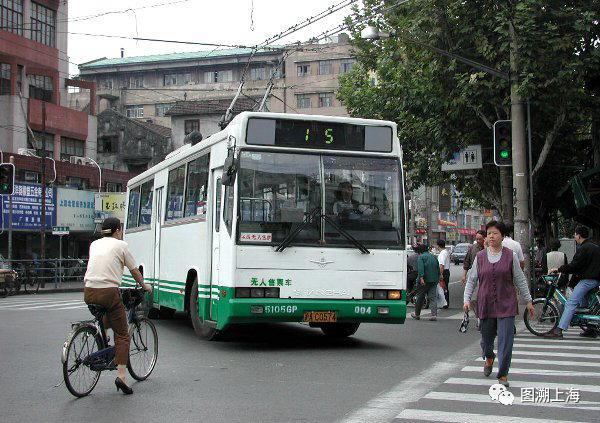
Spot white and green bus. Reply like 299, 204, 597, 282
123, 112, 407, 339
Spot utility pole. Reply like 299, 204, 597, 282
40, 102, 46, 263
8, 156, 14, 261
425, 186, 432, 244
499, 167, 513, 222
509, 17, 531, 279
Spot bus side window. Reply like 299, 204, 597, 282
126, 186, 141, 229
215, 178, 222, 232
223, 184, 234, 236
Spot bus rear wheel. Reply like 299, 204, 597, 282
320, 323, 360, 338
189, 278, 220, 341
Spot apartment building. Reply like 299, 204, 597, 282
70, 35, 355, 139
0, 0, 97, 164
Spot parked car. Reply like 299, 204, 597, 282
450, 243, 472, 265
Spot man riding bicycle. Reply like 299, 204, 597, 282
84, 217, 152, 394
545, 225, 600, 339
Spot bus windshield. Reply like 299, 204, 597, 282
238, 150, 404, 248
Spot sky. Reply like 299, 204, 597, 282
67, 0, 359, 76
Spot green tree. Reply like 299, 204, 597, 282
339, 0, 600, 230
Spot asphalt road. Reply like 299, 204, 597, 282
2, 264, 598, 423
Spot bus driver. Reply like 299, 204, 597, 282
332, 181, 377, 218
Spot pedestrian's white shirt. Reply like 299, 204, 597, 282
502, 237, 524, 262
84, 237, 137, 289
438, 248, 450, 269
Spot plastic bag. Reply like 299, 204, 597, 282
437, 284, 447, 308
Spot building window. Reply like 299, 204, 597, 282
164, 73, 191, 86
203, 70, 233, 83
155, 103, 173, 117
22, 170, 40, 183
105, 182, 122, 192
98, 136, 118, 153
340, 59, 356, 74
296, 94, 311, 109
184, 119, 200, 135
60, 137, 85, 161
30, 2, 56, 47
126, 105, 144, 118
28, 74, 53, 102
250, 67, 265, 80
1, 0, 23, 36
66, 176, 88, 190
31, 130, 53, 156
318, 60, 332, 75
0, 63, 10, 95
318, 92, 333, 108
128, 75, 143, 88
297, 64, 310, 77
101, 79, 113, 90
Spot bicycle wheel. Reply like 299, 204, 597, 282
127, 317, 158, 381
524, 298, 560, 336
63, 326, 102, 397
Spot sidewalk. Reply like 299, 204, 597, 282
10, 280, 84, 295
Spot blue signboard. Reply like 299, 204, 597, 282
0, 183, 57, 230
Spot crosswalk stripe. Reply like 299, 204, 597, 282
395, 409, 582, 423
513, 338, 599, 346
512, 350, 600, 359
18, 301, 83, 310
462, 365, 600, 377
423, 391, 600, 411
0, 299, 81, 309
516, 334, 597, 342
513, 343, 600, 351
476, 356, 600, 368
53, 305, 89, 310
444, 377, 600, 393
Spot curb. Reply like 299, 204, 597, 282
12, 287, 84, 295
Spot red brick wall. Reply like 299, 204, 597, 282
9, 154, 136, 191
28, 99, 89, 139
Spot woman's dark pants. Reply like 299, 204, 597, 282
480, 316, 515, 378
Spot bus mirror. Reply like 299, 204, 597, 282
222, 149, 238, 186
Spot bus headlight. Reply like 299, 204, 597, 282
387, 290, 401, 300
235, 288, 251, 298
264, 288, 280, 298
374, 290, 388, 300
250, 288, 265, 298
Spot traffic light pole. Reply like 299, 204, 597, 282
41, 102, 46, 262
509, 19, 531, 281
8, 156, 14, 261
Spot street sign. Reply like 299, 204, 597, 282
52, 226, 70, 235
442, 145, 483, 171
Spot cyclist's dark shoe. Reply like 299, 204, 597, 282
579, 328, 597, 338
543, 328, 563, 339
115, 377, 133, 395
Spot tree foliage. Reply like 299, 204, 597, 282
339, 0, 600, 228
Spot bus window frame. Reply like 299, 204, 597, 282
126, 185, 141, 230
125, 177, 156, 233
235, 147, 406, 249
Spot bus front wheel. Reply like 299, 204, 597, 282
320, 323, 360, 338
189, 278, 220, 341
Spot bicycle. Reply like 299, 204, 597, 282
524, 273, 600, 336
61, 288, 158, 397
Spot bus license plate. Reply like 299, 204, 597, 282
303, 311, 337, 323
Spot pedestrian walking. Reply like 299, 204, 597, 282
461, 230, 486, 329
437, 239, 451, 308
502, 222, 525, 270
545, 225, 600, 339
463, 220, 534, 387
541, 239, 569, 289
411, 243, 441, 321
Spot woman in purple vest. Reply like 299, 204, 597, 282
463, 220, 535, 387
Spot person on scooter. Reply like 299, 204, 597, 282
545, 225, 600, 339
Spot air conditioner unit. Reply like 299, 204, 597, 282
18, 148, 36, 156
70, 156, 87, 165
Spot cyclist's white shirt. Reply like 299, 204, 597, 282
84, 237, 137, 289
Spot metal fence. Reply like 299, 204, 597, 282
0, 258, 88, 295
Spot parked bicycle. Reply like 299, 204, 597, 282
524, 273, 600, 336
61, 288, 158, 397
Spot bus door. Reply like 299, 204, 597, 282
209, 170, 222, 319
153, 187, 163, 303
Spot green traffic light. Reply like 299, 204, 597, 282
500, 150, 510, 159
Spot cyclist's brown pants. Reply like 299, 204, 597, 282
84, 287, 129, 365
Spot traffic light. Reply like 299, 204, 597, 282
0, 163, 15, 195
493, 120, 512, 166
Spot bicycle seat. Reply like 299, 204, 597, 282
87, 304, 108, 319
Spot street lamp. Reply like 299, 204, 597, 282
83, 157, 102, 193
